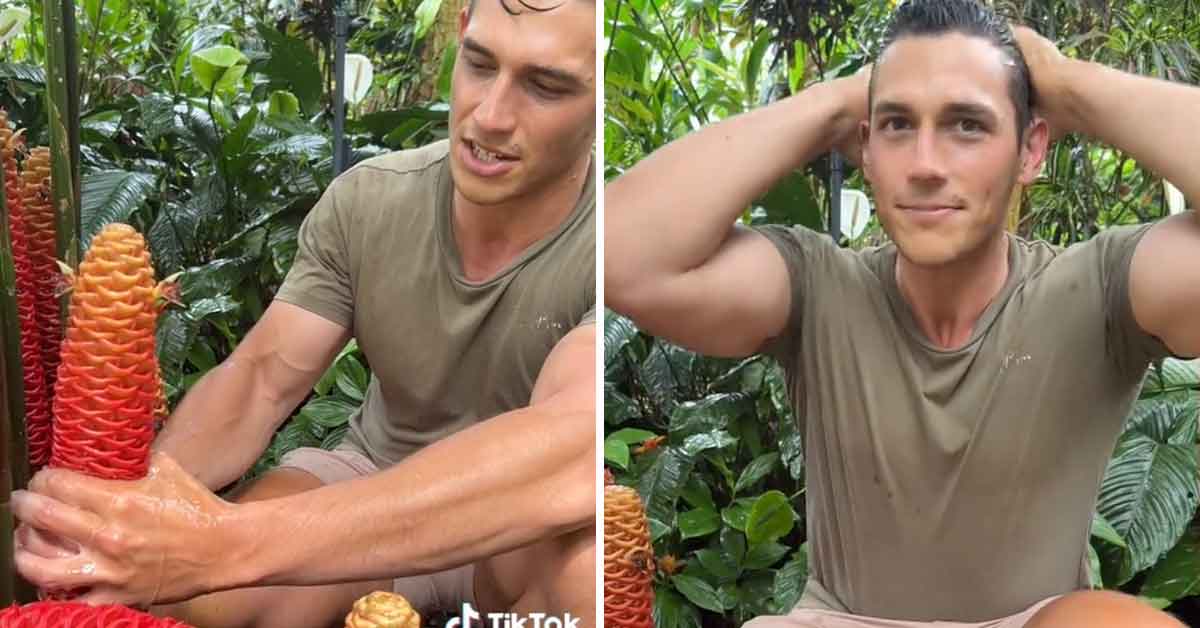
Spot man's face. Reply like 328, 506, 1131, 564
862, 33, 1046, 267
449, 0, 596, 206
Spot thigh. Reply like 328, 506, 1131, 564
476, 526, 595, 627
156, 466, 392, 628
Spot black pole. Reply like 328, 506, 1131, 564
332, 0, 348, 177
829, 152, 843, 242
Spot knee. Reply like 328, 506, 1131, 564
1026, 590, 1185, 628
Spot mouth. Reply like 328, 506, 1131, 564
898, 204, 964, 213
464, 139, 518, 163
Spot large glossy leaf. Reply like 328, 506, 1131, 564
604, 311, 639, 368
763, 361, 803, 480
1142, 358, 1200, 396
1140, 526, 1200, 602
1096, 430, 1199, 583
639, 341, 696, 414
191, 45, 249, 94
746, 490, 797, 546
256, 24, 323, 116
413, 0, 444, 39
735, 452, 780, 496
299, 397, 358, 428
772, 545, 808, 614
604, 382, 639, 426
669, 393, 747, 443
80, 170, 157, 248
638, 445, 696, 525
653, 586, 702, 628
0, 62, 44, 85
671, 574, 727, 613
755, 170, 821, 229
678, 506, 721, 540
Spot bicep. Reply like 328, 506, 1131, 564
530, 323, 596, 407
234, 300, 353, 403
1130, 212, 1200, 357
617, 226, 792, 358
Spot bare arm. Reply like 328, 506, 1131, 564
605, 74, 868, 357
1014, 28, 1200, 356
154, 300, 350, 490
11, 324, 594, 603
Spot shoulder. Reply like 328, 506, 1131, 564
325, 140, 450, 210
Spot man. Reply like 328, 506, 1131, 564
10, 0, 597, 626
606, 1, 1198, 627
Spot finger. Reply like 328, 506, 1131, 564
76, 587, 141, 609
28, 467, 133, 514
15, 523, 80, 558
13, 547, 103, 592
11, 490, 106, 545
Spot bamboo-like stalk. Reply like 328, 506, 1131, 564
0, 141, 33, 604
42, 0, 81, 274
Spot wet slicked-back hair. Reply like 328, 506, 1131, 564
870, 0, 1034, 141
467, 0, 591, 17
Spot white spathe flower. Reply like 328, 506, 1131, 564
0, 7, 31, 47
344, 53, 374, 105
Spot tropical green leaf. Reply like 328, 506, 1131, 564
1096, 431, 1200, 583
678, 506, 721, 540
672, 574, 728, 613
772, 546, 808, 614
80, 170, 157, 248
1140, 526, 1200, 602
653, 587, 702, 628
746, 490, 797, 546
638, 446, 695, 526
299, 397, 358, 428
413, 0, 444, 40
735, 452, 781, 495
191, 45, 249, 94
608, 428, 660, 445
256, 24, 324, 115
604, 437, 631, 470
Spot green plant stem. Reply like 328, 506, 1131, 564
80, 0, 105, 109
604, 0, 623, 75
632, 4, 706, 125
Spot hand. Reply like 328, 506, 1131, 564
1012, 25, 1077, 139
12, 453, 238, 606
831, 65, 872, 166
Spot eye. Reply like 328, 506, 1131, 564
881, 117, 911, 132
465, 57, 495, 74
957, 118, 984, 134
531, 80, 568, 99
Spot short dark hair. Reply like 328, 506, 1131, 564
467, 0, 589, 17
869, 0, 1034, 141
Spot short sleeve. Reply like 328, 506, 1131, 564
750, 224, 832, 366
1095, 223, 1176, 374
273, 181, 355, 330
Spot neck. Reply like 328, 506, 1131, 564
453, 151, 591, 283
895, 232, 1010, 350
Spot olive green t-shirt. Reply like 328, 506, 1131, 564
756, 223, 1171, 622
274, 140, 595, 467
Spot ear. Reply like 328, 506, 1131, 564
858, 119, 873, 182
1017, 116, 1050, 185
458, 7, 470, 39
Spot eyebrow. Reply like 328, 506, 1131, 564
873, 99, 998, 122
461, 36, 586, 89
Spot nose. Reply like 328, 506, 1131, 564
908, 127, 947, 184
472, 75, 518, 136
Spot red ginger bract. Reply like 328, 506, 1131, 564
0, 112, 51, 466
50, 223, 168, 480
0, 601, 193, 627
604, 484, 656, 628
19, 147, 60, 415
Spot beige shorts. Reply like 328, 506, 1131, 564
742, 596, 1060, 628
277, 444, 478, 614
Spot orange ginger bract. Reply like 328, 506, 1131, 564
50, 223, 171, 480
344, 592, 421, 628
604, 484, 656, 628
0, 111, 51, 466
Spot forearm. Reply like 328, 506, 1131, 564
1062, 58, 1200, 204
154, 357, 299, 491
605, 78, 861, 302
219, 398, 593, 588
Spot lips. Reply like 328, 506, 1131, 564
459, 138, 519, 178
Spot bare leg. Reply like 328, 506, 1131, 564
154, 469, 392, 628
474, 525, 596, 628
1023, 590, 1185, 628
